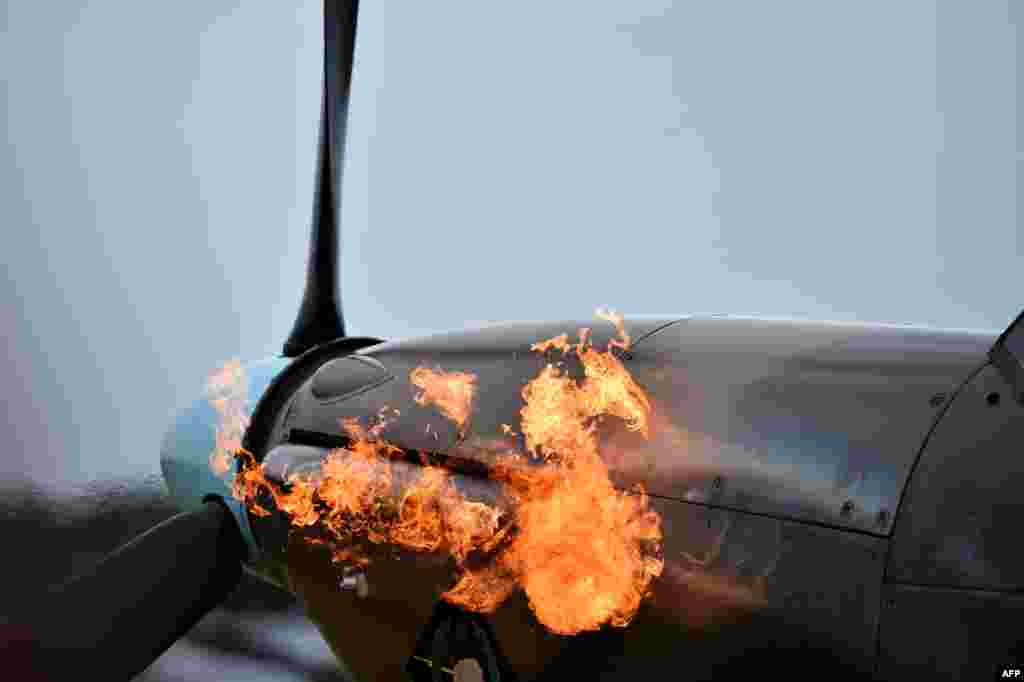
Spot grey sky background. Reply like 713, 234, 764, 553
2, 1, 1021, 491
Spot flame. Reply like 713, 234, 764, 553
230, 450, 272, 517
596, 307, 630, 351
206, 359, 250, 477
441, 561, 518, 613
469, 312, 663, 634
521, 322, 651, 461
272, 473, 320, 528
219, 310, 671, 636
410, 366, 477, 436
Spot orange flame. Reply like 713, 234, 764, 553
456, 310, 662, 634
222, 310, 666, 635
410, 366, 477, 436
230, 450, 272, 517
596, 306, 631, 351
206, 359, 249, 478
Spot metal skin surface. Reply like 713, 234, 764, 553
876, 362, 1024, 679
615, 317, 992, 533
888, 363, 1024, 590
875, 584, 1024, 681
232, 315, 999, 680
279, 317, 992, 532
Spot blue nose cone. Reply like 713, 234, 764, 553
159, 356, 291, 563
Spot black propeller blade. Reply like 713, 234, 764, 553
32, 499, 245, 680
284, 0, 360, 358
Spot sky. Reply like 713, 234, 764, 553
1, 1, 1021, 490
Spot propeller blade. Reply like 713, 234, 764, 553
31, 499, 246, 681
283, 0, 361, 357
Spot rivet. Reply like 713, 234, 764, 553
840, 501, 855, 518
339, 571, 370, 598
453, 658, 485, 682
929, 393, 946, 408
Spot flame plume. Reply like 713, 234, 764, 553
205, 359, 250, 477
444, 311, 662, 633
410, 366, 477, 436
210, 310, 665, 635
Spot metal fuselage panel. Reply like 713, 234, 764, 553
616, 317, 992, 533
278, 316, 992, 534
255, 317, 997, 679
888, 362, 1024, 590
875, 583, 1024, 681
875, 363, 1024, 679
